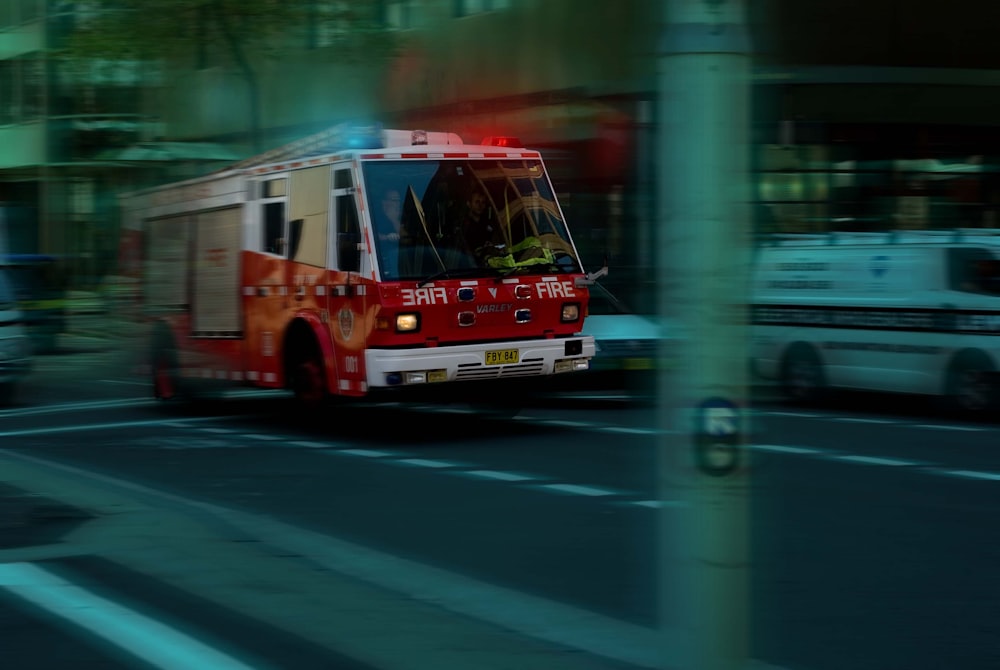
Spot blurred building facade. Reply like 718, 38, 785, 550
0, 1, 144, 284
6, 1, 1000, 297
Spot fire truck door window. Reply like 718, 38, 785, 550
333, 168, 361, 272
263, 202, 286, 255
288, 166, 330, 267
335, 194, 361, 272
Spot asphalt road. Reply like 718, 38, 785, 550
2, 331, 1000, 669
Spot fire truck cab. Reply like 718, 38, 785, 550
121, 125, 597, 408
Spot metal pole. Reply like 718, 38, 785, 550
657, 1, 752, 669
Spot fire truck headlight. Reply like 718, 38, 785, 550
560, 302, 581, 323
396, 313, 420, 332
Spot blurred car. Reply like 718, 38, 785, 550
0, 267, 32, 404
2, 254, 67, 354
577, 282, 663, 397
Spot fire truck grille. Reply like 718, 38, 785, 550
455, 358, 546, 380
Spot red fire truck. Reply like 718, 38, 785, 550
120, 125, 600, 410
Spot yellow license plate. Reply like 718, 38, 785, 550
427, 369, 448, 383
485, 349, 519, 365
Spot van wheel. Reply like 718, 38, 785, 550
781, 344, 826, 404
944, 351, 996, 416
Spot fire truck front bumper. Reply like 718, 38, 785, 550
365, 336, 595, 388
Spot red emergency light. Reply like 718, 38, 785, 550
481, 136, 523, 148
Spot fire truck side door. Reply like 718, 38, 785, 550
329, 166, 367, 393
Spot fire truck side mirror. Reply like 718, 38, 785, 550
338, 231, 361, 273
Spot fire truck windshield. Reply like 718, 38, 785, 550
363, 159, 582, 281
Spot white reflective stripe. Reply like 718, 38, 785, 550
502, 278, 520, 284
460, 280, 478, 286
316, 286, 326, 296
230, 371, 243, 381
541, 276, 557, 282
469, 153, 484, 158
262, 372, 277, 383
279, 286, 288, 296
201, 369, 212, 379
385, 153, 402, 159
429, 153, 444, 158
246, 371, 260, 381
355, 285, 366, 296
339, 379, 351, 391
242, 286, 255, 296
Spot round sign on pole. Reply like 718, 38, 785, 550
693, 397, 742, 476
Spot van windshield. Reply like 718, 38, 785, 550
362, 159, 581, 281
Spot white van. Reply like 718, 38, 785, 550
751, 229, 1000, 413
0, 267, 31, 404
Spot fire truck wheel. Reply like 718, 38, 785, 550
289, 346, 327, 409
150, 326, 180, 401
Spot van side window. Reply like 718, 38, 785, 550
951, 248, 1000, 295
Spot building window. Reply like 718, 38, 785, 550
454, 0, 510, 18
380, 0, 414, 30
307, 1, 350, 49
0, 61, 16, 125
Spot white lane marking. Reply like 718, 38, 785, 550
600, 426, 657, 435
0, 398, 158, 418
751, 444, 823, 455
395, 458, 467, 469
763, 411, 820, 418
289, 440, 336, 449
833, 417, 895, 424
241, 434, 284, 441
534, 483, 620, 497
629, 500, 688, 509
197, 428, 236, 434
540, 420, 592, 428
463, 470, 538, 482
0, 563, 256, 670
835, 455, 922, 467
0, 417, 239, 438
911, 424, 986, 432
940, 469, 1000, 481
338, 449, 398, 458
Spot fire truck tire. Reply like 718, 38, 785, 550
150, 325, 180, 401
286, 334, 327, 410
